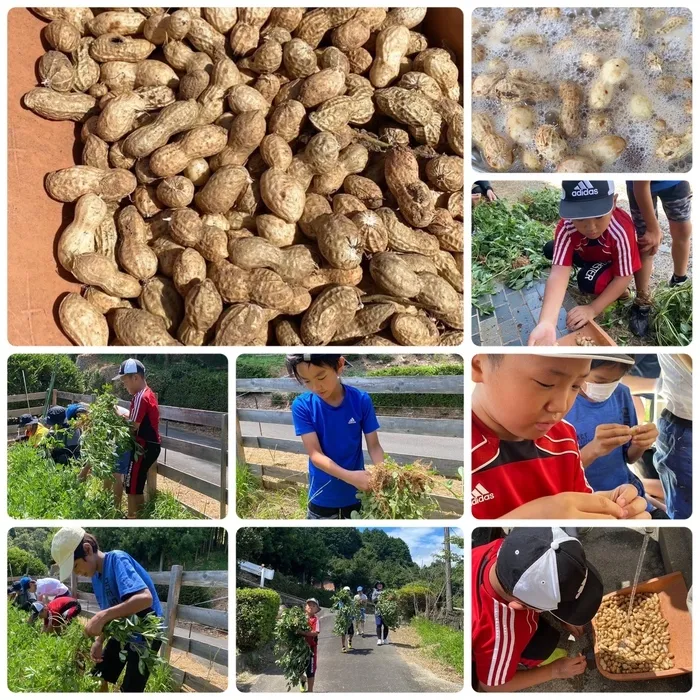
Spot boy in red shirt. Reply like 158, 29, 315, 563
113, 359, 161, 519
530, 181, 641, 346
29, 597, 82, 633
299, 598, 321, 692
472, 527, 603, 691
472, 354, 650, 519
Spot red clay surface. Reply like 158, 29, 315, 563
8, 8, 81, 345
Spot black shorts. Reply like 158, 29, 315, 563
346, 623, 355, 636
306, 501, 361, 519
305, 647, 318, 678
125, 442, 161, 496
543, 240, 615, 295
93, 637, 162, 692
627, 181, 692, 232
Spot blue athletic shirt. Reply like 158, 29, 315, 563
650, 181, 683, 193
291, 384, 380, 508
565, 385, 651, 511
92, 550, 163, 621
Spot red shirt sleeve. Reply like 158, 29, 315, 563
552, 220, 574, 266
131, 390, 149, 425
609, 209, 641, 277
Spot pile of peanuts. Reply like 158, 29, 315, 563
595, 593, 675, 674
22, 8, 464, 347
575, 335, 597, 346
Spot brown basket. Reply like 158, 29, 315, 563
592, 572, 692, 681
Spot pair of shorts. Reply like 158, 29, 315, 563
93, 637, 162, 692
305, 647, 318, 678
114, 450, 132, 475
627, 181, 692, 233
346, 623, 355, 636
359, 609, 366, 622
306, 502, 361, 519
125, 442, 161, 496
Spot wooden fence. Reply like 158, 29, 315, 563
7, 390, 228, 519
10, 568, 228, 692
236, 375, 464, 517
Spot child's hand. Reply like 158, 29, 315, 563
638, 226, 663, 255
608, 483, 651, 520
551, 655, 587, 679
90, 638, 104, 663
566, 305, 596, 330
528, 321, 557, 346
589, 424, 632, 458
562, 623, 586, 638
347, 470, 372, 492
630, 423, 658, 449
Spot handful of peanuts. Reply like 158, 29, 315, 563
595, 592, 675, 674
22, 8, 464, 346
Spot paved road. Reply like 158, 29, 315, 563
160, 424, 221, 486
240, 422, 463, 461
251, 608, 459, 693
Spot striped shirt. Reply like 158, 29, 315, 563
551, 207, 641, 277
472, 539, 540, 687
129, 385, 160, 444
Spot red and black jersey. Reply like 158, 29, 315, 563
306, 614, 319, 650
471, 412, 591, 518
551, 207, 641, 277
472, 540, 540, 687
130, 385, 161, 445
45, 596, 81, 628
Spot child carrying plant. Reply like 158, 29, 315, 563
51, 526, 164, 693
354, 587, 368, 636
332, 587, 356, 652
626, 181, 692, 336
28, 596, 81, 633
472, 354, 651, 520
113, 359, 162, 519
472, 527, 602, 691
371, 582, 389, 646
288, 354, 386, 519
299, 599, 321, 692
564, 356, 667, 518
529, 180, 641, 346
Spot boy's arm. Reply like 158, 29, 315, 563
300, 433, 371, 491
632, 182, 663, 254
480, 666, 555, 692
84, 589, 153, 637
567, 274, 633, 329
364, 431, 384, 466
529, 265, 571, 345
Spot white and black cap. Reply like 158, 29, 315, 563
560, 180, 615, 220
533, 353, 635, 365
496, 527, 603, 625
112, 358, 146, 380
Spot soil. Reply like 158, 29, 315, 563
157, 475, 223, 519
169, 649, 228, 691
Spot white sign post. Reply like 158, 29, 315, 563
240, 561, 275, 587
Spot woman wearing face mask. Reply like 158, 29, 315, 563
565, 355, 668, 518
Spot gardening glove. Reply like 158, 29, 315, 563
630, 422, 658, 449
566, 305, 596, 330
528, 321, 557, 346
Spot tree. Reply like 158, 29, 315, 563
360, 529, 413, 564
8, 546, 47, 577
320, 529, 363, 559
8, 528, 54, 565
8, 355, 84, 396
236, 528, 264, 563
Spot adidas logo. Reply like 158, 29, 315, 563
572, 180, 598, 197
348, 417, 356, 424
472, 483, 495, 505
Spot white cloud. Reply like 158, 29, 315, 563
377, 527, 464, 567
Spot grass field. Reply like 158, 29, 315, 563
411, 617, 464, 677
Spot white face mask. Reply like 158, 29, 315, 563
583, 380, 620, 402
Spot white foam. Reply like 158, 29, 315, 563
472, 7, 692, 172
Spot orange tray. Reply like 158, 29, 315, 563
591, 572, 692, 681
557, 319, 617, 347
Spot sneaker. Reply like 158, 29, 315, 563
670, 274, 688, 287
629, 303, 651, 337
348, 642, 353, 650
342, 647, 347, 653
377, 639, 382, 646
383, 638, 390, 645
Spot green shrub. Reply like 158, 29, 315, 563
272, 572, 334, 608
366, 364, 463, 410
145, 366, 228, 412
397, 583, 432, 619
8, 354, 84, 400
237, 588, 281, 652
519, 186, 561, 224
237, 355, 286, 378
7, 546, 47, 577
366, 364, 463, 377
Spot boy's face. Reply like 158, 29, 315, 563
585, 363, 627, 385
121, 374, 143, 396
29, 581, 37, 592
72, 542, 98, 577
305, 603, 319, 616
473, 355, 591, 440
570, 194, 618, 239
296, 359, 345, 399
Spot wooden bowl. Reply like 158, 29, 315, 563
556, 319, 617, 347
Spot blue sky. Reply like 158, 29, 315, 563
358, 527, 464, 566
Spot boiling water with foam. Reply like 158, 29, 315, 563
472, 7, 692, 172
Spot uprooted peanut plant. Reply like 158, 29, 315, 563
24, 8, 464, 346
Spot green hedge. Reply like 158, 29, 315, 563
237, 587, 281, 652
8, 355, 84, 399
7, 546, 47, 577
145, 366, 228, 412
366, 364, 463, 409
366, 364, 463, 377
397, 583, 432, 619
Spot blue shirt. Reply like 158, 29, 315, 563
291, 384, 380, 508
92, 550, 163, 619
566, 385, 651, 510
650, 180, 683, 193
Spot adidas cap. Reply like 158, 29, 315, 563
560, 180, 615, 220
112, 358, 146, 380
496, 527, 603, 625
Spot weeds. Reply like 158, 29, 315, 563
411, 617, 464, 676
236, 463, 307, 519
652, 281, 692, 346
519, 186, 561, 224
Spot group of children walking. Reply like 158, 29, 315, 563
16, 358, 162, 519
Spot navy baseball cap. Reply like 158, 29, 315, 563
496, 527, 603, 625
18, 414, 34, 426
560, 180, 616, 220
113, 358, 146, 380
45, 405, 67, 427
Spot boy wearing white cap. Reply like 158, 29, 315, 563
530, 181, 641, 346
472, 354, 651, 520
472, 527, 603, 691
51, 527, 163, 692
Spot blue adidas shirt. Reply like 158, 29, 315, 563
650, 180, 683, 193
566, 384, 651, 510
92, 550, 163, 619
291, 384, 380, 508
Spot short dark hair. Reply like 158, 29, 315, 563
73, 533, 99, 561
286, 354, 343, 381
590, 360, 631, 375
